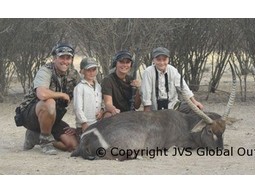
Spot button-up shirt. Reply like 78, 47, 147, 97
73, 79, 103, 127
141, 64, 193, 111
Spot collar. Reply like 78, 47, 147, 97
154, 64, 168, 75
155, 66, 168, 75
81, 79, 96, 87
114, 71, 127, 81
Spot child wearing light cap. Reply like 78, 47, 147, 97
73, 58, 104, 133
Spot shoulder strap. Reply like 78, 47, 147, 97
155, 66, 159, 100
165, 72, 169, 93
155, 66, 169, 100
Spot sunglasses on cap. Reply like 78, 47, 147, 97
54, 46, 74, 57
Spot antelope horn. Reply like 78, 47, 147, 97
182, 92, 214, 124
222, 64, 236, 121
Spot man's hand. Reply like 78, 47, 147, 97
36, 86, 70, 103
64, 127, 76, 136
61, 93, 70, 104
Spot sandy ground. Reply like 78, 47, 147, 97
1, 73, 255, 175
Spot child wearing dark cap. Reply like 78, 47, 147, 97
101, 50, 141, 117
141, 47, 203, 112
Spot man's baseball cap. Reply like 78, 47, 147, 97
152, 47, 170, 58
80, 58, 98, 70
51, 43, 74, 57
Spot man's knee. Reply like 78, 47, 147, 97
36, 99, 56, 116
66, 140, 78, 152
60, 134, 78, 152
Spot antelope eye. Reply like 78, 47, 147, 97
207, 129, 213, 135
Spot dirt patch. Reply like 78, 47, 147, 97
1, 72, 255, 175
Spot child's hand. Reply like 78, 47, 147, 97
130, 79, 140, 88
96, 109, 104, 120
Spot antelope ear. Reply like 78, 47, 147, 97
191, 120, 207, 133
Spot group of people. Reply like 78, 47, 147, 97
16, 43, 203, 155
